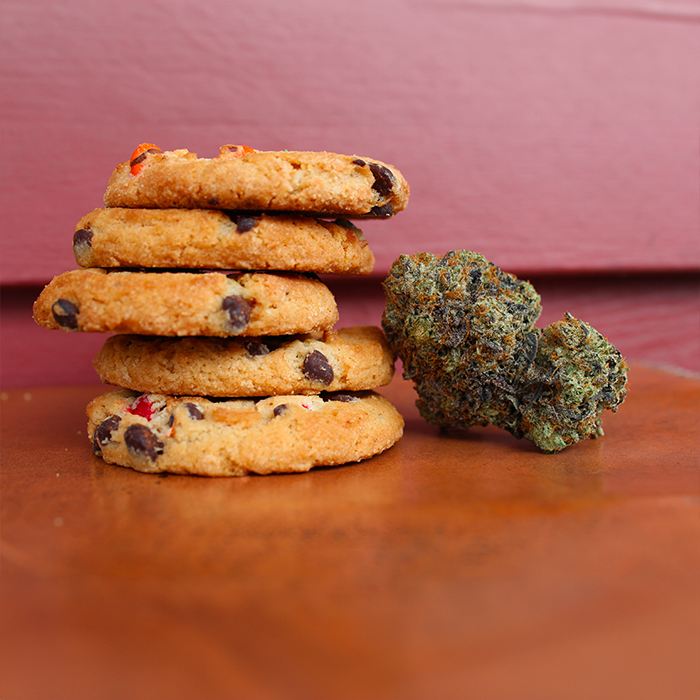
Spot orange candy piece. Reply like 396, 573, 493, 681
129, 143, 162, 175
128, 143, 256, 176
221, 144, 256, 158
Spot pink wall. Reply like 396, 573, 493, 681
2, 0, 699, 283
1, 0, 699, 386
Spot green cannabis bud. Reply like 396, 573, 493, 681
382, 251, 628, 453
382, 251, 542, 433
518, 312, 628, 452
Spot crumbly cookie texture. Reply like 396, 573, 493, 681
103, 146, 409, 217
33, 268, 338, 337
382, 250, 628, 452
87, 389, 404, 476
94, 326, 395, 397
73, 208, 374, 274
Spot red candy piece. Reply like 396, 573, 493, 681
126, 395, 156, 420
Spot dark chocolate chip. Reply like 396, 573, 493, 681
92, 415, 121, 455
369, 203, 393, 217
208, 198, 220, 206
51, 298, 79, 330
324, 393, 355, 403
244, 340, 270, 357
222, 295, 252, 333
334, 218, 359, 230
273, 404, 288, 417
368, 162, 396, 198
73, 228, 93, 248
124, 424, 163, 462
184, 403, 204, 420
352, 158, 366, 167
297, 271, 321, 281
236, 216, 259, 233
169, 402, 204, 426
221, 212, 260, 232
302, 350, 334, 385
129, 147, 162, 167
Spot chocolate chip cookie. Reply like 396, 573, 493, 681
93, 326, 395, 397
103, 144, 409, 217
87, 388, 404, 476
33, 268, 338, 336
73, 208, 374, 273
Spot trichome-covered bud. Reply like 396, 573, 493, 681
382, 251, 628, 453
517, 312, 628, 452
382, 250, 542, 432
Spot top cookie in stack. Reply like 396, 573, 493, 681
104, 144, 409, 216
33, 143, 409, 476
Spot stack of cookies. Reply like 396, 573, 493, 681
33, 144, 409, 476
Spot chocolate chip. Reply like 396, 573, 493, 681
184, 403, 204, 420
92, 415, 121, 455
222, 295, 252, 333
273, 404, 288, 417
221, 212, 260, 232
124, 424, 163, 462
297, 271, 321, 281
334, 218, 359, 230
244, 340, 270, 357
169, 402, 204, 426
129, 147, 161, 167
236, 216, 259, 233
368, 163, 395, 197
352, 158, 366, 167
208, 198, 220, 206
73, 228, 93, 248
323, 393, 355, 403
302, 350, 334, 385
51, 299, 79, 330
369, 203, 393, 217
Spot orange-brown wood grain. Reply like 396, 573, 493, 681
1, 366, 698, 700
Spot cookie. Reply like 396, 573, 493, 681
93, 326, 395, 397
103, 144, 409, 217
33, 268, 338, 337
87, 388, 404, 476
73, 208, 374, 274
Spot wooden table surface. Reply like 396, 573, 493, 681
1, 365, 698, 700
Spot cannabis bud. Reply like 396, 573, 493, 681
518, 312, 628, 452
382, 251, 628, 452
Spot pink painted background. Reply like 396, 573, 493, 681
1, 0, 699, 387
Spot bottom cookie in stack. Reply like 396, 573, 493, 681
87, 326, 404, 476
87, 389, 404, 477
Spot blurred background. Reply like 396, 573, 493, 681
2, 0, 699, 388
